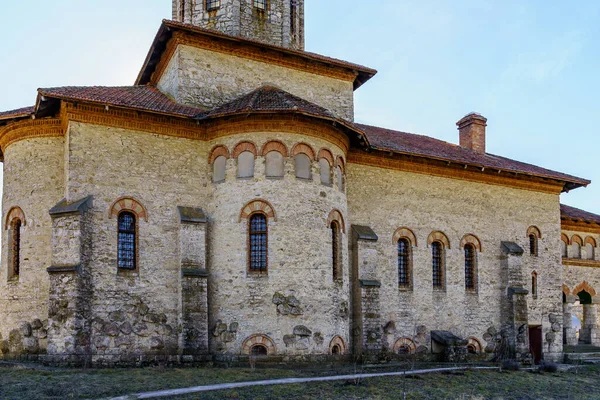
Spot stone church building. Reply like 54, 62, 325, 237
0, 0, 599, 366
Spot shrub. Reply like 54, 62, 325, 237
539, 360, 558, 373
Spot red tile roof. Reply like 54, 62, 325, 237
0, 106, 34, 120
561, 204, 600, 224
356, 123, 590, 187
38, 86, 204, 117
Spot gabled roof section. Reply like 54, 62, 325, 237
561, 204, 600, 225
357, 123, 590, 191
37, 86, 204, 118
136, 20, 377, 90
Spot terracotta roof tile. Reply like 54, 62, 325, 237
0, 106, 34, 120
356, 123, 590, 186
561, 204, 600, 224
38, 86, 204, 117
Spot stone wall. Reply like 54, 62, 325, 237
157, 44, 354, 120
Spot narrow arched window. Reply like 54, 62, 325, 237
432, 241, 444, 289
464, 244, 476, 291
295, 154, 311, 179
331, 221, 341, 281
529, 234, 537, 256
213, 155, 227, 182
572, 243, 581, 259
336, 166, 344, 191
397, 238, 410, 288
206, 0, 221, 11
586, 243, 595, 260
319, 159, 331, 185
249, 213, 268, 272
561, 240, 568, 258
237, 151, 255, 178
265, 151, 284, 178
9, 218, 22, 280
531, 272, 538, 299
180, 0, 185, 20
118, 212, 136, 270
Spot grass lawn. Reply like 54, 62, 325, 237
0, 362, 599, 399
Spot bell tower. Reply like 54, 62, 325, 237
172, 0, 304, 50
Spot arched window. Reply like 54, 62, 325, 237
251, 344, 268, 356
432, 241, 444, 289
265, 151, 284, 178
118, 212, 136, 270
529, 234, 537, 256
206, 0, 220, 11
531, 272, 538, 299
397, 238, 411, 288
249, 213, 268, 272
572, 243, 581, 259
336, 166, 344, 190
319, 158, 331, 185
464, 244, 476, 291
561, 240, 568, 258
9, 218, 22, 280
237, 151, 255, 178
295, 153, 311, 179
213, 155, 227, 182
585, 243, 595, 260
331, 221, 342, 281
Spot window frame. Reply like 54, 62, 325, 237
331, 220, 342, 282
117, 211, 138, 272
464, 243, 477, 292
531, 272, 538, 299
529, 234, 538, 256
397, 238, 412, 289
432, 241, 445, 290
248, 212, 269, 274
8, 218, 22, 281
205, 0, 221, 12
254, 0, 268, 11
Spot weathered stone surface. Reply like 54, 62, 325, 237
120, 322, 133, 336
283, 335, 296, 347
313, 332, 324, 345
104, 322, 120, 337
272, 292, 286, 305
150, 337, 164, 349
109, 311, 126, 323
115, 336, 134, 347
293, 325, 312, 337
229, 323, 239, 333
31, 319, 43, 330
19, 322, 32, 338
94, 336, 110, 350
22, 337, 39, 354
0, 340, 9, 354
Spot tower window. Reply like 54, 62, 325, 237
9, 218, 22, 280
464, 244, 476, 291
432, 241, 444, 289
254, 0, 267, 10
331, 221, 341, 281
290, 0, 298, 36
206, 0, 221, 11
118, 212, 136, 270
529, 234, 537, 256
249, 213, 268, 272
397, 238, 411, 288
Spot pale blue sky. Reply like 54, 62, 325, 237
1, 1, 598, 212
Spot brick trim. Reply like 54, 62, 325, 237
318, 148, 334, 166
5, 206, 26, 230
563, 284, 571, 296
335, 155, 346, 174
232, 141, 258, 159
239, 199, 277, 222
329, 335, 346, 355
260, 140, 288, 157
527, 226, 542, 239
572, 234, 584, 246
208, 144, 230, 164
0, 118, 63, 158
573, 281, 596, 296
561, 233, 570, 245
241, 334, 276, 355
585, 236, 598, 247
392, 227, 417, 246
109, 197, 148, 222
427, 231, 450, 249
466, 337, 482, 354
460, 234, 482, 252
291, 142, 316, 160
393, 337, 416, 354
327, 209, 346, 233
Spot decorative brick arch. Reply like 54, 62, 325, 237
239, 199, 277, 222
573, 281, 596, 297
393, 337, 417, 354
466, 337, 482, 354
260, 140, 288, 157
562, 284, 571, 296
327, 209, 346, 233
335, 156, 346, 174
317, 148, 334, 166
527, 226, 542, 239
109, 197, 148, 222
561, 233, 570, 245
291, 142, 316, 160
427, 231, 450, 249
392, 227, 417, 246
5, 206, 26, 230
241, 334, 276, 355
208, 144, 230, 164
329, 335, 346, 355
460, 234, 482, 252
232, 141, 258, 159
572, 234, 584, 246
585, 236, 598, 247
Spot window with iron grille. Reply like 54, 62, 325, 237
398, 238, 410, 287
206, 0, 220, 11
118, 212, 136, 270
331, 221, 341, 281
464, 244, 476, 290
10, 219, 21, 279
432, 241, 444, 289
249, 213, 268, 271
529, 234, 537, 256
254, 0, 267, 10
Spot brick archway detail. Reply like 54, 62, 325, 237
291, 142, 316, 160
239, 199, 277, 222
5, 206, 26, 230
460, 234, 482, 252
335, 156, 346, 174
327, 209, 346, 233
585, 236, 597, 247
392, 227, 417, 246
427, 231, 450, 249
527, 226, 542, 239
572, 235, 584, 246
241, 334, 276, 355
232, 141, 258, 158
318, 148, 334, 166
393, 337, 417, 354
208, 145, 230, 164
109, 197, 148, 222
329, 335, 346, 355
260, 140, 288, 157
561, 233, 570, 245
562, 284, 571, 296
467, 337, 482, 354
573, 281, 596, 297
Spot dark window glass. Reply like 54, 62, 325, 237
432, 241, 444, 288
10, 219, 21, 278
254, 0, 267, 10
529, 234, 537, 255
331, 344, 341, 355
290, 0, 298, 35
206, 0, 221, 11
118, 212, 136, 270
250, 214, 268, 271
465, 244, 476, 290
398, 238, 410, 287
331, 221, 341, 281
251, 344, 268, 356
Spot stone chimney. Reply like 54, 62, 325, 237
457, 113, 487, 154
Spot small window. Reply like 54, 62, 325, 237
206, 0, 221, 11
9, 218, 22, 280
251, 344, 268, 356
295, 154, 311, 179
213, 155, 227, 182
319, 159, 331, 185
254, 0, 267, 10
531, 272, 538, 299
249, 213, 268, 272
118, 212, 136, 270
290, 0, 298, 36
237, 151, 255, 178
331, 344, 341, 355
561, 240, 568, 258
265, 151, 284, 178
529, 234, 538, 256
336, 166, 344, 190
331, 221, 341, 281
432, 241, 444, 289
464, 244, 476, 291
397, 238, 411, 288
